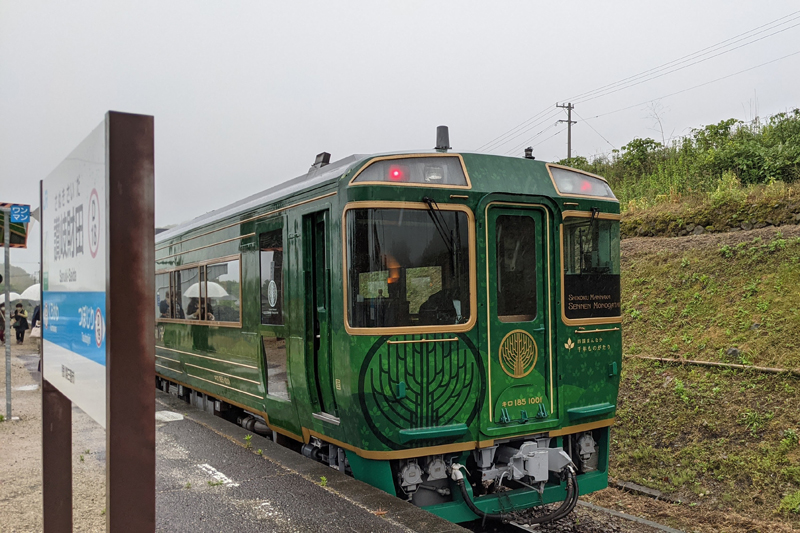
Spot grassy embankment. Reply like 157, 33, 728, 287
616, 227, 800, 525
566, 110, 800, 527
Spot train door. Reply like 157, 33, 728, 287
486, 204, 556, 429
304, 210, 338, 420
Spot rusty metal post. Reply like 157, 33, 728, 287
42, 379, 72, 531
41, 175, 73, 533
105, 111, 155, 532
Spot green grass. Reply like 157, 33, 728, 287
615, 227, 800, 527
623, 233, 800, 369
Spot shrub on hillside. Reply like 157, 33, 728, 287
560, 109, 800, 208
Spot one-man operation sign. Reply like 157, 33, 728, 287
42, 121, 108, 427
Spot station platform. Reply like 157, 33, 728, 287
155, 390, 467, 532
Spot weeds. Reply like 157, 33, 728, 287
673, 379, 690, 404
779, 490, 800, 515
739, 409, 774, 436
780, 429, 799, 451
244, 434, 252, 449
319, 476, 327, 487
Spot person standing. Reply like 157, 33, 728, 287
31, 304, 40, 329
12, 303, 29, 344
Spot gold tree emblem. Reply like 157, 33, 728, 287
565, 338, 574, 350
499, 330, 538, 378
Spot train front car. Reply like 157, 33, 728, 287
336, 151, 622, 523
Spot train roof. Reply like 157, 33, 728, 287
156, 152, 367, 243
155, 149, 609, 245
156, 149, 507, 243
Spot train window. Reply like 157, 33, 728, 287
351, 156, 468, 187
175, 267, 199, 320
263, 336, 289, 400
206, 259, 241, 323
563, 217, 621, 320
346, 207, 471, 328
496, 215, 537, 321
549, 166, 616, 199
259, 230, 283, 325
156, 272, 170, 319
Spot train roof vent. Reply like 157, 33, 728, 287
310, 152, 331, 170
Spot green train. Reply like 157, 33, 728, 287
154, 127, 621, 523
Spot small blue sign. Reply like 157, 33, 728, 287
42, 291, 107, 366
10, 204, 30, 223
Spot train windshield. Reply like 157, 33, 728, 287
563, 217, 621, 320
346, 207, 471, 329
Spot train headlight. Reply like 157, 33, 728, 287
549, 166, 616, 199
388, 165, 408, 182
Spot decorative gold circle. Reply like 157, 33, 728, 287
498, 329, 538, 378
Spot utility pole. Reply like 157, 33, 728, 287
556, 103, 577, 160
3, 207, 10, 421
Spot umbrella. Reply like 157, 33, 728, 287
20, 284, 40, 301
2, 292, 22, 302
183, 281, 228, 298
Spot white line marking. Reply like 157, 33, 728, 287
155, 410, 184, 422
196, 463, 239, 487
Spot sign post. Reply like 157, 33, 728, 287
4, 206, 10, 421
2, 202, 31, 420
41, 112, 155, 532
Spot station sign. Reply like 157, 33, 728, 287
10, 204, 31, 223
0, 203, 30, 248
41, 121, 107, 427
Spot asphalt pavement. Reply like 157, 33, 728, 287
155, 390, 467, 533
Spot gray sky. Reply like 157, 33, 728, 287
2, 1, 799, 273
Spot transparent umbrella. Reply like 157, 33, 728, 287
19, 284, 40, 301
2, 292, 22, 303
183, 281, 228, 298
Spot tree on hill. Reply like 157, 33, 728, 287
559, 108, 800, 206
0, 263, 35, 294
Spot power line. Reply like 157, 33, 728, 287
483, 109, 562, 154
477, 9, 800, 153
475, 104, 556, 152
582, 49, 800, 122
572, 20, 800, 105
505, 125, 564, 156
572, 110, 615, 150
565, 10, 800, 103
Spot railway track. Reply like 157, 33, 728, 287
464, 500, 684, 533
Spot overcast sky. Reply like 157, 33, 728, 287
2, 1, 799, 274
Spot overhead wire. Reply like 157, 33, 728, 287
483, 109, 562, 154
476, 9, 800, 156
565, 9, 800, 103
572, 110, 615, 150
581, 49, 800, 122
475, 103, 556, 152
571, 20, 800, 105
505, 125, 565, 156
